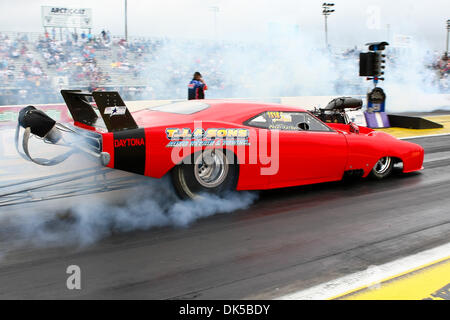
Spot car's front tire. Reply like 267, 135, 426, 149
171, 149, 238, 199
370, 156, 393, 179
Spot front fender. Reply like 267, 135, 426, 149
345, 130, 424, 176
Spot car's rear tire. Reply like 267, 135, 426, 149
370, 156, 393, 179
171, 149, 238, 199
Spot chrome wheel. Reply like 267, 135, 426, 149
171, 150, 238, 199
374, 157, 392, 175
193, 149, 229, 188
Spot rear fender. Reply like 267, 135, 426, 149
141, 123, 269, 190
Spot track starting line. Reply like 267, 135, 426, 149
376, 115, 450, 139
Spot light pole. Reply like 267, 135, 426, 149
209, 6, 219, 39
446, 19, 450, 57
322, 3, 335, 50
124, 0, 128, 41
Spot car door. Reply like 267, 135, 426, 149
246, 111, 348, 188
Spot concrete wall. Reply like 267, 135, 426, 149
1, 94, 449, 124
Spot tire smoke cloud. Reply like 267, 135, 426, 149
0, 175, 258, 249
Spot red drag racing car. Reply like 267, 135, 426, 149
16, 90, 424, 199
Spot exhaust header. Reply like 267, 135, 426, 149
18, 106, 62, 144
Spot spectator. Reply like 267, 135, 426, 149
188, 72, 208, 100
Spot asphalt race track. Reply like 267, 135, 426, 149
0, 133, 449, 299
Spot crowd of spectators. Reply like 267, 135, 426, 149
0, 30, 449, 106
0, 30, 160, 104
0, 32, 55, 105
426, 52, 449, 91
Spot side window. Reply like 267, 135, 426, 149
246, 111, 332, 132
303, 113, 333, 132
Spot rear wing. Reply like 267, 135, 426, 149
61, 90, 138, 132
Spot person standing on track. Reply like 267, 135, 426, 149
188, 72, 208, 100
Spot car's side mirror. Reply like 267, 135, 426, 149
298, 122, 310, 131
349, 122, 359, 134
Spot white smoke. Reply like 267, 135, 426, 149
140, 33, 354, 100
0, 175, 258, 249
138, 28, 448, 113
383, 43, 450, 112
0, 122, 258, 260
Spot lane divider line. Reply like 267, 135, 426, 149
277, 242, 450, 300
400, 133, 450, 140
332, 256, 450, 300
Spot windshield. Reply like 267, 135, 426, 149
246, 111, 332, 132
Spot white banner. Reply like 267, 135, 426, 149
41, 6, 92, 28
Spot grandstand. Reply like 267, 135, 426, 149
0, 30, 163, 105
0, 30, 448, 106
0, 31, 157, 85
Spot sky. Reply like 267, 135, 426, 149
0, 0, 448, 51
